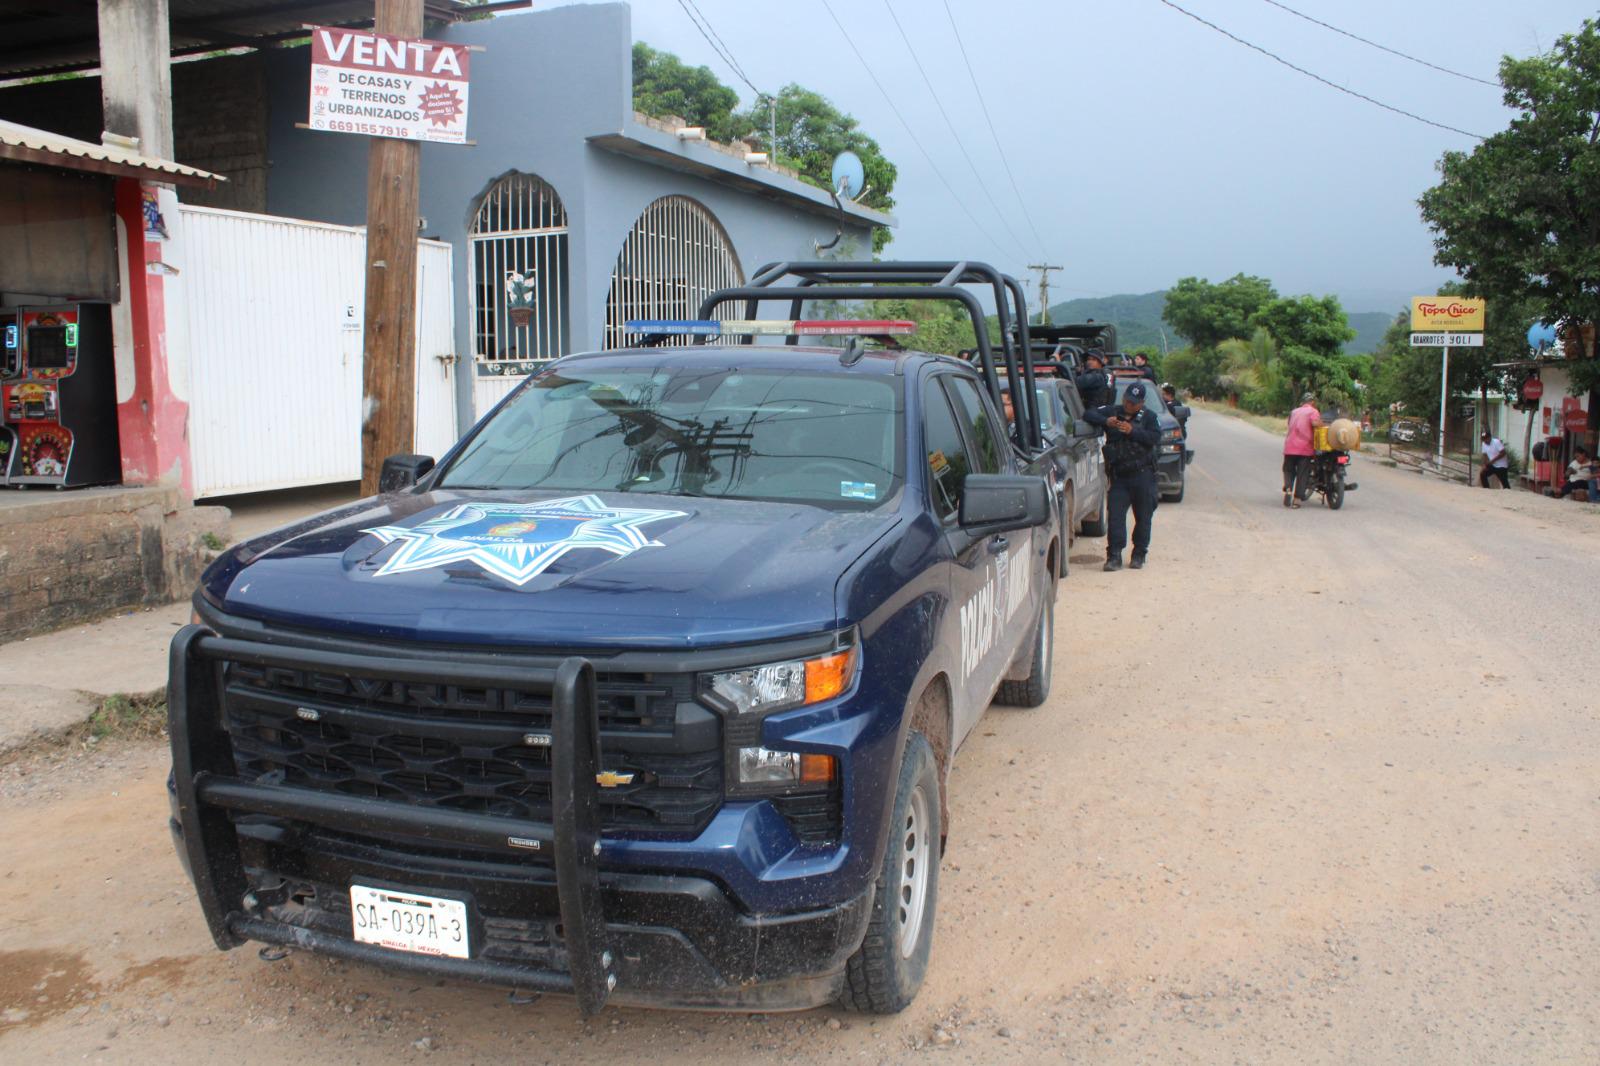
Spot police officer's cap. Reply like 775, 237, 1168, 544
1125, 381, 1147, 402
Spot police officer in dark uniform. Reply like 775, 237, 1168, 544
1131, 352, 1158, 380
1083, 380, 1162, 571
1074, 351, 1113, 409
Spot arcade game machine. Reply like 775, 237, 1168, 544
1, 304, 120, 488
0, 310, 18, 483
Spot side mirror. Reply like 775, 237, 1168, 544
959, 474, 1050, 535
378, 453, 435, 493
1172, 404, 1191, 423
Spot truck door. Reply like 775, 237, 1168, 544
1058, 381, 1094, 522
940, 375, 1036, 734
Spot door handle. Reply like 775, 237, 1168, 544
987, 535, 1008, 554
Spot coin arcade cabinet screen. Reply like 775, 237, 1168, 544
0, 305, 120, 488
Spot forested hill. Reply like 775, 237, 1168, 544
1044, 292, 1395, 355
1041, 292, 1170, 351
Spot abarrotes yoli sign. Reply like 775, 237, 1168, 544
308, 26, 470, 144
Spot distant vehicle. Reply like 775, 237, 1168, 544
1388, 419, 1427, 444
1004, 373, 1108, 574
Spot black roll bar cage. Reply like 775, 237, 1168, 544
690, 260, 1043, 452
167, 625, 618, 1015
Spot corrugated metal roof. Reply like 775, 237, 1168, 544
0, 117, 224, 186
0, 1, 479, 78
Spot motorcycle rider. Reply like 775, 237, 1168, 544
1084, 381, 1162, 571
1283, 392, 1323, 508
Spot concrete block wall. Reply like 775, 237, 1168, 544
0, 488, 229, 643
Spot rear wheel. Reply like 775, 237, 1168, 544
840, 733, 941, 1014
1079, 491, 1107, 536
1058, 485, 1073, 578
1326, 475, 1345, 510
997, 593, 1053, 708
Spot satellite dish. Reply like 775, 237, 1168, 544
1527, 321, 1558, 351
831, 150, 866, 200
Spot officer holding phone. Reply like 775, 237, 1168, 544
1083, 380, 1162, 571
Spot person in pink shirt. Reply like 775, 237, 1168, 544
1283, 393, 1323, 508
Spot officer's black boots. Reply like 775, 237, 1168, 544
1130, 554, 1146, 570
1103, 554, 1123, 572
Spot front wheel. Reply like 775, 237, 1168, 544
1162, 469, 1186, 503
840, 733, 942, 1014
1326, 475, 1345, 510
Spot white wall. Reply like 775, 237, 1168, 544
180, 205, 454, 497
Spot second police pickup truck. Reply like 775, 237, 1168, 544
167, 261, 1060, 1014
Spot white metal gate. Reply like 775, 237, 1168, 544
602, 195, 743, 350
469, 172, 568, 418
181, 205, 455, 498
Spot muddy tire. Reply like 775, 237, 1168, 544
1079, 492, 1107, 537
997, 593, 1053, 708
840, 733, 942, 1014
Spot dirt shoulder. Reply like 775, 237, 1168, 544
2, 409, 1595, 1064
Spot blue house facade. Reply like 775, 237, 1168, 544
261, 3, 889, 425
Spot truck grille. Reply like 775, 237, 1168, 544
220, 660, 723, 837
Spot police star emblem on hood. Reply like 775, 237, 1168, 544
361, 495, 686, 586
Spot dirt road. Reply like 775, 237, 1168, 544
3, 409, 1596, 1063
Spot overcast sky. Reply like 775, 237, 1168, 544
610, 0, 1591, 313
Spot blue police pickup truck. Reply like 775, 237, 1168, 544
167, 296, 1059, 1014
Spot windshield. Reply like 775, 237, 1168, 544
441, 364, 904, 508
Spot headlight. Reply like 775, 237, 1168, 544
736, 747, 837, 788
703, 644, 858, 717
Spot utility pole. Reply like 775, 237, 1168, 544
360, 0, 423, 496
1029, 263, 1063, 325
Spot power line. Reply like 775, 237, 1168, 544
675, 0, 762, 99
816, 0, 1020, 264
939, 0, 1050, 258
1259, 0, 1499, 88
680, 0, 763, 98
1155, 0, 1485, 140
879, 0, 1032, 263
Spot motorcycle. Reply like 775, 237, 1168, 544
1288, 448, 1358, 509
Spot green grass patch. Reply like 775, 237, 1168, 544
1188, 398, 1287, 436
89, 692, 167, 741
201, 531, 225, 551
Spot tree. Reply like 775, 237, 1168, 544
740, 84, 898, 253
1161, 274, 1278, 350
1419, 19, 1600, 351
1161, 346, 1228, 399
632, 43, 754, 144
1250, 294, 1356, 358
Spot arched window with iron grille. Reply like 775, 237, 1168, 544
603, 196, 744, 349
469, 172, 569, 365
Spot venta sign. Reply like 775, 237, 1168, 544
307, 26, 470, 144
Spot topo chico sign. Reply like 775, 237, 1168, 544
308, 26, 471, 144
1410, 296, 1485, 332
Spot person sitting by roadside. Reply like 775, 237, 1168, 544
1478, 431, 1511, 489
1552, 447, 1599, 501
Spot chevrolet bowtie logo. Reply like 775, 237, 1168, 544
595, 770, 635, 789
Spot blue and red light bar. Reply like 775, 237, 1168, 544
626, 319, 917, 337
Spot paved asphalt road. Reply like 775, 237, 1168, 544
1, 409, 1595, 1063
